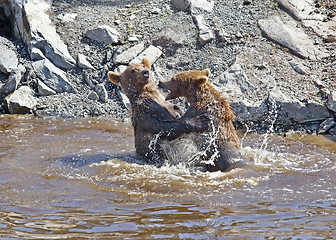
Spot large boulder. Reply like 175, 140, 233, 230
4, 86, 37, 114
258, 16, 327, 60
8, 0, 76, 69
33, 58, 75, 93
0, 37, 18, 74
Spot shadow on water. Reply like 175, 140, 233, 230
54, 153, 141, 168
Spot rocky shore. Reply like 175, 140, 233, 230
0, 0, 335, 135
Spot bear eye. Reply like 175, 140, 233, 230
132, 69, 136, 73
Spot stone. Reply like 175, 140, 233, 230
18, 0, 77, 69
215, 63, 254, 95
0, 38, 18, 74
114, 43, 145, 64
278, 0, 324, 21
37, 79, 56, 96
189, 0, 214, 13
4, 86, 37, 114
31, 47, 45, 61
327, 91, 336, 113
193, 14, 215, 46
88, 91, 99, 101
258, 16, 326, 60
153, 16, 192, 55
317, 118, 335, 134
57, 13, 78, 23
171, 0, 214, 13
267, 89, 330, 124
33, 58, 75, 93
95, 83, 108, 103
85, 25, 120, 45
288, 60, 308, 75
77, 53, 95, 70
0, 65, 25, 97
130, 45, 163, 65
116, 88, 131, 109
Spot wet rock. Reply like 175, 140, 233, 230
114, 43, 145, 64
77, 53, 95, 70
258, 16, 326, 60
37, 79, 56, 96
33, 58, 75, 93
317, 118, 335, 134
85, 25, 120, 45
4, 86, 37, 114
193, 14, 215, 46
0, 65, 25, 97
130, 45, 163, 65
153, 16, 192, 55
327, 91, 336, 113
288, 60, 308, 75
95, 83, 108, 103
267, 89, 330, 124
0, 38, 18, 74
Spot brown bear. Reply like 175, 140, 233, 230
107, 58, 208, 163
158, 68, 244, 172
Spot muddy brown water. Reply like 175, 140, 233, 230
0, 115, 335, 239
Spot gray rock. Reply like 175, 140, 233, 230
4, 86, 37, 114
88, 91, 99, 101
215, 63, 253, 95
317, 118, 335, 134
0, 65, 25, 96
171, 0, 214, 13
114, 43, 145, 64
16, 0, 77, 70
0, 39, 18, 74
267, 89, 329, 124
193, 14, 215, 46
130, 45, 163, 65
37, 79, 56, 96
278, 0, 324, 21
95, 83, 108, 103
31, 47, 45, 61
327, 91, 336, 113
77, 53, 95, 70
85, 25, 120, 45
116, 88, 131, 109
33, 58, 75, 93
114, 65, 127, 73
153, 16, 192, 55
258, 16, 326, 60
57, 13, 78, 23
288, 60, 308, 75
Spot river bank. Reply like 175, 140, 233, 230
0, 0, 335, 135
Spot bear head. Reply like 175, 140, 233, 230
108, 58, 155, 99
159, 69, 210, 100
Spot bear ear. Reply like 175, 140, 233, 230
195, 76, 208, 86
142, 58, 151, 70
108, 71, 120, 85
203, 69, 210, 77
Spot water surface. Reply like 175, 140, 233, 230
0, 115, 335, 239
